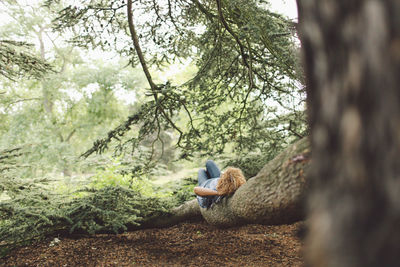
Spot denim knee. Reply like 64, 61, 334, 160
198, 169, 208, 185
206, 159, 220, 178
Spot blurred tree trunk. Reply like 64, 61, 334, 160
35, 25, 74, 177
296, 0, 400, 266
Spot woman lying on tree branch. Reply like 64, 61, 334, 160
194, 160, 246, 209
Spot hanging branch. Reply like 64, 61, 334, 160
127, 0, 184, 145
215, 0, 257, 150
0, 40, 53, 80
215, 0, 249, 69
80, 111, 144, 158
127, 0, 158, 93
81, 1, 185, 158
192, 0, 217, 20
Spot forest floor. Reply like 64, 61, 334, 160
2, 221, 304, 267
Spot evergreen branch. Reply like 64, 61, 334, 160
87, 4, 127, 11
127, 0, 184, 145
0, 145, 31, 163
179, 99, 198, 136
80, 111, 142, 158
259, 32, 297, 81
0, 40, 53, 80
192, 0, 217, 21
151, 0, 165, 24
215, 0, 256, 131
215, 0, 249, 69
65, 129, 77, 142
167, 0, 184, 35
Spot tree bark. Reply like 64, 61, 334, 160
296, 0, 400, 266
140, 137, 310, 228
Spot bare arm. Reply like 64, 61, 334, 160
194, 186, 221, 197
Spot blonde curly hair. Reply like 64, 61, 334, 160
216, 167, 246, 196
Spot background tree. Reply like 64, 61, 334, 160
0, 0, 150, 176
296, 0, 400, 266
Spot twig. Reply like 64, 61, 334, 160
5, 97, 41, 109
289, 121, 304, 138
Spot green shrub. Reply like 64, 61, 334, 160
90, 159, 132, 189
67, 186, 170, 234
0, 177, 69, 254
0, 178, 173, 257
0, 157, 195, 258
163, 177, 197, 205
89, 158, 170, 198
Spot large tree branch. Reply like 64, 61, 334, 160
138, 138, 310, 228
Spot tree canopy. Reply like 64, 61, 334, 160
48, 0, 306, 161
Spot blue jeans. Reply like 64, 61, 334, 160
198, 160, 221, 186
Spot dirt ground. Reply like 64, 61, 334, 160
2, 221, 305, 267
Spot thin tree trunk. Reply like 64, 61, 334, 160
296, 0, 400, 266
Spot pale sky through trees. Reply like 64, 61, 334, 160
0, 1, 298, 105
0, 0, 298, 62
270, 0, 298, 20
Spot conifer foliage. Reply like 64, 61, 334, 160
0, 40, 53, 80
50, 0, 306, 158
0, 148, 174, 256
